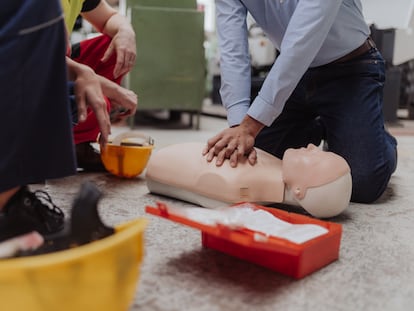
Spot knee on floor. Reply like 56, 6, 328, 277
350, 170, 392, 203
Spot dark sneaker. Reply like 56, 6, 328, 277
0, 187, 65, 243
16, 181, 114, 256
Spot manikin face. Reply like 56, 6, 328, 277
282, 144, 350, 200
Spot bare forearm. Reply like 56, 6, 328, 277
97, 74, 118, 98
67, 58, 113, 96
81, 2, 136, 78
102, 13, 134, 39
81, 1, 133, 38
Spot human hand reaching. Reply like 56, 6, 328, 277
101, 27, 136, 79
108, 86, 138, 122
69, 60, 111, 147
202, 115, 264, 167
98, 76, 138, 123
81, 0, 137, 79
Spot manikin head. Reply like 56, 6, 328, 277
281, 144, 352, 218
145, 142, 352, 218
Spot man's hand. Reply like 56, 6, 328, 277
107, 86, 138, 122
202, 115, 264, 167
81, 0, 137, 79
101, 26, 136, 79
67, 58, 111, 147
99, 75, 138, 120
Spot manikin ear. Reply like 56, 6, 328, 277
290, 173, 352, 218
293, 187, 303, 199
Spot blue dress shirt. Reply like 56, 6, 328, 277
215, 0, 370, 127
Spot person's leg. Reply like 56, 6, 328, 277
255, 73, 325, 159
0, 0, 74, 242
311, 48, 397, 203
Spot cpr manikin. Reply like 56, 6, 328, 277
145, 142, 352, 218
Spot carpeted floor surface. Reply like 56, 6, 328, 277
37, 114, 414, 311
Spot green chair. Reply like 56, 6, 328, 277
126, 0, 205, 129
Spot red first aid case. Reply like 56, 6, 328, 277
145, 202, 342, 279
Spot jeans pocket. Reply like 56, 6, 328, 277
353, 53, 385, 85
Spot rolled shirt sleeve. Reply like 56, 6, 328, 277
215, 0, 251, 127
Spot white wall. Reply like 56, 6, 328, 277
362, 0, 414, 65
197, 0, 216, 33
361, 0, 414, 29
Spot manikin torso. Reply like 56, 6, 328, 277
145, 142, 352, 218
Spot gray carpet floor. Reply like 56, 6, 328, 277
37, 114, 414, 311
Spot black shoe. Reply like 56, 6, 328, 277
76, 142, 106, 172
16, 181, 114, 256
0, 187, 65, 243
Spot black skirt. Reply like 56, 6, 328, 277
0, 0, 76, 192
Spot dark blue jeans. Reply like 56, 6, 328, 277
255, 48, 397, 203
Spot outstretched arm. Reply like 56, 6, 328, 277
207, 1, 343, 167
81, 0, 136, 78
66, 57, 111, 146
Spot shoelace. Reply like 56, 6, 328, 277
31, 190, 65, 232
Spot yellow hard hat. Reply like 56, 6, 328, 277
101, 132, 154, 178
0, 218, 147, 311
0, 182, 147, 311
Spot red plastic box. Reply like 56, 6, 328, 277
145, 202, 342, 279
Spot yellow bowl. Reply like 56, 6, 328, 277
0, 218, 147, 311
